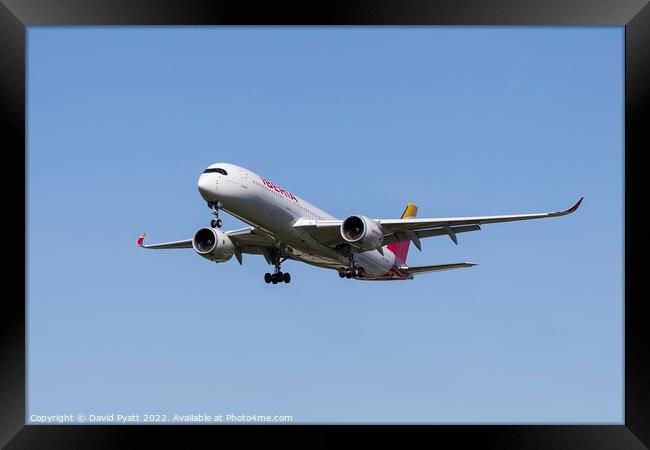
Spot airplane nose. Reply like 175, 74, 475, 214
197, 174, 214, 201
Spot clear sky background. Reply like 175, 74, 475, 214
27, 27, 623, 423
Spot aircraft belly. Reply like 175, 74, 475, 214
288, 250, 340, 267
356, 250, 395, 278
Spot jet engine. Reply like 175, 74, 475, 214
340, 215, 384, 251
192, 227, 234, 262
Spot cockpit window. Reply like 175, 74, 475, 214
203, 168, 228, 175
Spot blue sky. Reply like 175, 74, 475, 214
27, 27, 623, 423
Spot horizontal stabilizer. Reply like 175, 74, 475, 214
405, 262, 477, 275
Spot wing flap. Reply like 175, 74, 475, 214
382, 224, 481, 245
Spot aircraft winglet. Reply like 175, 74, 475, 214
568, 197, 584, 213
137, 233, 146, 247
558, 197, 583, 216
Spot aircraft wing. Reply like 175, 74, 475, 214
137, 227, 276, 249
225, 227, 281, 265
137, 233, 192, 249
137, 227, 281, 265
294, 197, 583, 248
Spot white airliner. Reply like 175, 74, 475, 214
137, 162, 583, 284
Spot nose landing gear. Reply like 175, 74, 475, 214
209, 201, 223, 228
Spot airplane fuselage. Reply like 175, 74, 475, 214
197, 163, 405, 279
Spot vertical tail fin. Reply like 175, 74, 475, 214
385, 203, 418, 265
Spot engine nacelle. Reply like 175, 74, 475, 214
192, 227, 234, 262
340, 215, 384, 251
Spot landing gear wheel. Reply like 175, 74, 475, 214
211, 218, 222, 228
283, 273, 291, 283
357, 267, 365, 278
345, 270, 353, 279
264, 273, 272, 284
338, 268, 346, 278
271, 274, 279, 284
351, 267, 359, 277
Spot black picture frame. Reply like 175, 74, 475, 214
2, 0, 647, 447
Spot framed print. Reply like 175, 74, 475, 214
2, 0, 648, 447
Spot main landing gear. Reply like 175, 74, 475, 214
338, 266, 366, 279
264, 257, 291, 285
264, 271, 291, 284
338, 255, 365, 279
209, 201, 223, 228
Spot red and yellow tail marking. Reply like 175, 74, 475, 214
385, 203, 418, 265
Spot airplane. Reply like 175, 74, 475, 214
137, 162, 583, 284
